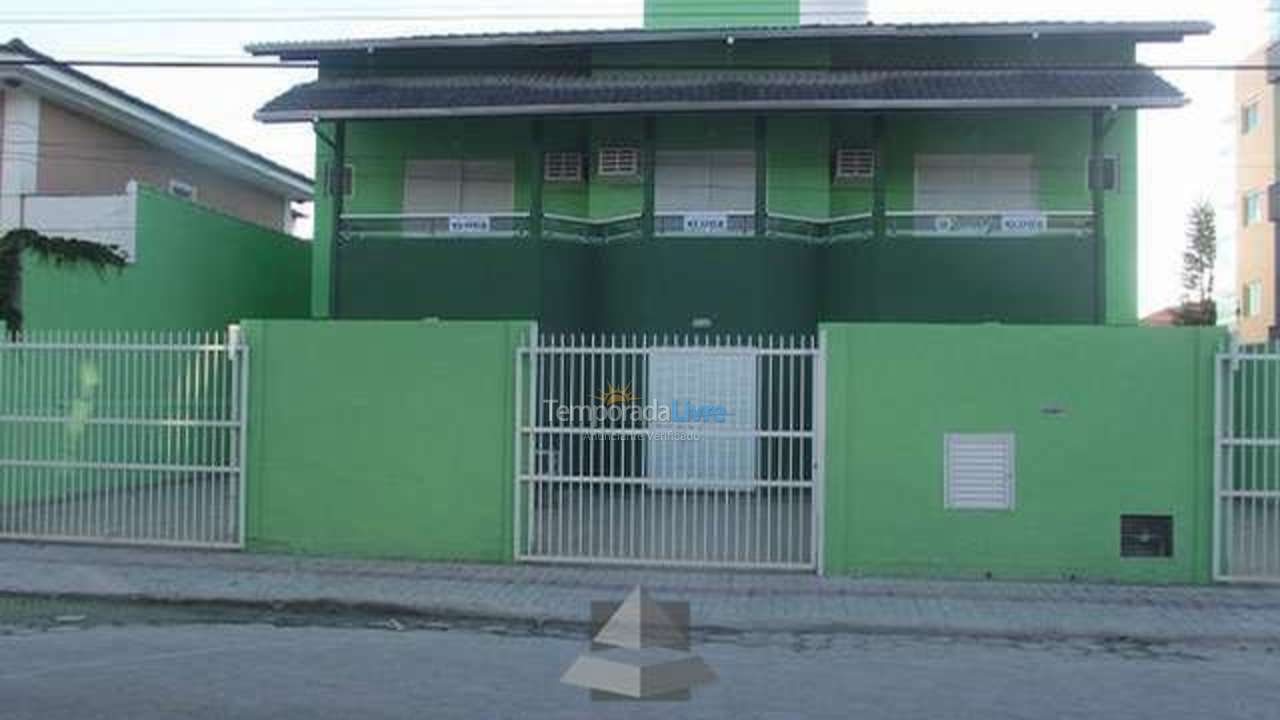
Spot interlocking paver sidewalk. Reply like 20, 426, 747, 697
3, 542, 1280, 642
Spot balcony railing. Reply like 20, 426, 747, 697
885, 211, 1094, 239
767, 212, 873, 242
543, 213, 643, 243
340, 212, 531, 240
338, 209, 1093, 243
654, 211, 756, 237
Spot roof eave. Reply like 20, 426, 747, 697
245, 21, 1214, 59
256, 96, 1187, 122
2, 43, 312, 200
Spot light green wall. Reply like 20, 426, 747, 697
644, 0, 799, 28
22, 185, 310, 331
243, 319, 527, 562
822, 323, 1222, 583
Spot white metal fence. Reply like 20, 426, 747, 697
0, 329, 248, 549
514, 332, 824, 570
1215, 339, 1280, 582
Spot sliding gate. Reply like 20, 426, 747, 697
1215, 339, 1280, 582
515, 332, 824, 570
0, 329, 248, 549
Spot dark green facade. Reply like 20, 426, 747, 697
308, 34, 1146, 334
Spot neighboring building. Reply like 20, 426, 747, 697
1, 39, 310, 234
1141, 305, 1181, 327
0, 39, 314, 330
251, 6, 1206, 333
1234, 43, 1277, 342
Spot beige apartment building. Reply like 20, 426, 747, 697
1, 39, 310, 236
1237, 44, 1279, 342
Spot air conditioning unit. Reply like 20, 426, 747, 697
1088, 156, 1119, 192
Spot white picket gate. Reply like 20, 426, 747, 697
0, 329, 248, 549
514, 331, 824, 571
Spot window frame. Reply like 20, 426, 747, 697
1244, 189, 1265, 227
1245, 280, 1264, 318
1243, 98, 1261, 135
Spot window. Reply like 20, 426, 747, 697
167, 179, 197, 200
914, 154, 1037, 211
1243, 100, 1261, 135
324, 162, 353, 199
944, 433, 1015, 510
1244, 281, 1263, 318
598, 147, 641, 177
402, 158, 515, 213
544, 152, 584, 182
834, 148, 876, 180
1244, 190, 1265, 226
654, 149, 755, 212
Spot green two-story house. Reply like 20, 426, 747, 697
250, 2, 1208, 334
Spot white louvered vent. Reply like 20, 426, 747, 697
544, 151, 584, 182
834, 148, 876, 180
944, 433, 1015, 510
598, 147, 641, 177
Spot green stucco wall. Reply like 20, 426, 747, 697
822, 323, 1222, 583
22, 185, 310, 331
243, 319, 526, 562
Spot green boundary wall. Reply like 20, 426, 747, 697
822, 323, 1223, 584
242, 319, 526, 562
22, 184, 310, 331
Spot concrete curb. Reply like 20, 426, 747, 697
5, 542, 1280, 644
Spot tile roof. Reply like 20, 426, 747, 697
247, 21, 1212, 58
256, 68, 1187, 121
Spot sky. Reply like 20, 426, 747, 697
2, 0, 1269, 315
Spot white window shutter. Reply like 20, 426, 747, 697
655, 150, 711, 212
944, 433, 1015, 510
403, 159, 462, 213
708, 149, 756, 212
459, 159, 515, 213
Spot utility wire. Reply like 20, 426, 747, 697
1, 58, 1275, 71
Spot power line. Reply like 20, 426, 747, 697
2, 57, 1276, 71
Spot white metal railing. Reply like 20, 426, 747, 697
1214, 339, 1280, 582
514, 330, 824, 570
885, 210, 1093, 239
340, 212, 531, 239
0, 329, 248, 549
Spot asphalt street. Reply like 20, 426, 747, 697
1, 605, 1278, 720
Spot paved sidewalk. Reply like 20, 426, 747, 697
3, 542, 1280, 642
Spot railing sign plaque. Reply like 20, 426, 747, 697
683, 212, 730, 234
448, 214, 492, 233
1000, 213, 1049, 235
